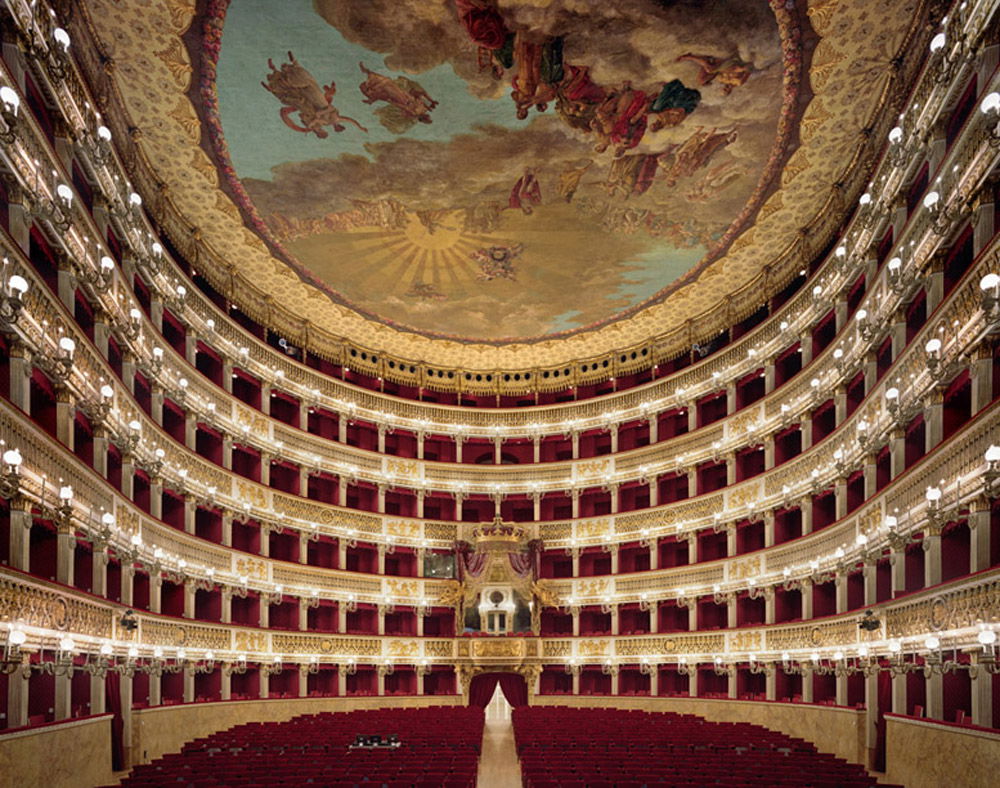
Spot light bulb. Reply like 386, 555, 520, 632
2, 448, 22, 467
7, 275, 28, 295
0, 86, 20, 114
53, 28, 70, 50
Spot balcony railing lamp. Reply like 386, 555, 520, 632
981, 92, 1000, 147
981, 272, 1000, 332
0, 85, 20, 144
0, 266, 29, 333
2, 628, 28, 675
81, 255, 115, 294
984, 445, 1000, 498
0, 447, 22, 499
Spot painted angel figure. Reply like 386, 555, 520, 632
262, 51, 368, 138
473, 243, 524, 282
358, 62, 438, 133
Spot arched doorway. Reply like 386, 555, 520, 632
467, 672, 529, 708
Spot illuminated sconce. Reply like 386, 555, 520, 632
855, 309, 876, 343
86, 123, 114, 165
2, 627, 29, 675
83, 254, 116, 294
84, 642, 116, 677
982, 92, 1000, 147
886, 255, 917, 297
124, 307, 143, 341
0, 447, 22, 499
923, 189, 960, 235
0, 85, 20, 143
0, 261, 29, 333
981, 273, 999, 332
983, 445, 1000, 498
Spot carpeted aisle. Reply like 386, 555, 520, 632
477, 686, 523, 787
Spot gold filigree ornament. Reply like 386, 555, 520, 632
929, 596, 949, 631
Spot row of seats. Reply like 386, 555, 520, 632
513, 707, 899, 787
107, 707, 484, 788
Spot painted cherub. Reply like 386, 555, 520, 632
676, 52, 753, 95
262, 51, 367, 138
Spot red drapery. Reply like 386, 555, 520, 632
105, 670, 125, 770
467, 672, 528, 708
873, 668, 892, 772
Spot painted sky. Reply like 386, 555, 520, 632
213, 0, 784, 340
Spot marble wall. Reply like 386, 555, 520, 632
0, 715, 114, 788
885, 714, 1000, 788
530, 696, 867, 765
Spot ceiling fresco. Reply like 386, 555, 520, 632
203, 0, 803, 341
77, 0, 925, 371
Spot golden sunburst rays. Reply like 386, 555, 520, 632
329, 211, 509, 300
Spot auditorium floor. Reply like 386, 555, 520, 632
477, 690, 522, 787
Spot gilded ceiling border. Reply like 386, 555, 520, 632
191, 0, 807, 345
68, 0, 932, 384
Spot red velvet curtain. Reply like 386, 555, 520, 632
468, 673, 499, 707
105, 670, 125, 770
468, 672, 528, 707
497, 672, 528, 707
873, 668, 892, 772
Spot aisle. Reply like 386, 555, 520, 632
476, 686, 523, 788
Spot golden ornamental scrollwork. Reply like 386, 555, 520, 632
235, 480, 269, 510
423, 640, 454, 658
576, 519, 611, 539
0, 577, 111, 637
386, 640, 420, 657
424, 523, 458, 542
730, 556, 762, 581
384, 459, 419, 479
385, 521, 421, 539
576, 579, 609, 598
471, 638, 526, 659
730, 631, 761, 651
578, 639, 610, 657
384, 579, 420, 598
576, 459, 611, 478
542, 640, 571, 658
235, 631, 268, 653
234, 556, 268, 580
